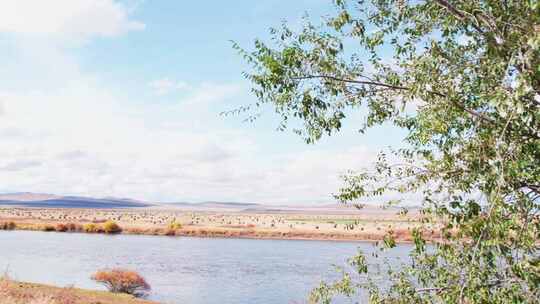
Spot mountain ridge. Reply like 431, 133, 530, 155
0, 192, 421, 212
0, 192, 153, 209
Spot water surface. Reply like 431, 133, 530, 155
0, 231, 411, 303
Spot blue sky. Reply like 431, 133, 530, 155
0, 0, 405, 204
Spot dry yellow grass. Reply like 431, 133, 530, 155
0, 276, 157, 304
0, 207, 441, 242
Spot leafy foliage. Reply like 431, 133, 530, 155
237, 0, 540, 303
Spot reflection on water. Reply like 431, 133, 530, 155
0, 231, 411, 303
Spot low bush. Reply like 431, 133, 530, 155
82, 223, 100, 233
102, 221, 122, 234
55, 224, 68, 232
91, 269, 150, 297
42, 225, 55, 232
167, 220, 182, 230
65, 223, 82, 232
47, 222, 83, 233
0, 222, 16, 230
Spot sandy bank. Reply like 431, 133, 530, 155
0, 279, 157, 304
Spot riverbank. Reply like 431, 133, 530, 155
0, 278, 156, 304
0, 218, 442, 242
0, 207, 441, 242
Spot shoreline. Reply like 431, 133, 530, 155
1, 224, 395, 243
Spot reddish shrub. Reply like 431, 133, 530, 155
55, 224, 68, 232
91, 269, 150, 297
66, 223, 81, 232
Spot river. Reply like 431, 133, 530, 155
0, 231, 412, 303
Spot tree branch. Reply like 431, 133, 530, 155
291, 74, 497, 126
291, 75, 409, 91
291, 74, 540, 140
416, 278, 520, 294
434, 0, 484, 34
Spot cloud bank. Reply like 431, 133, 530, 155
0, 0, 381, 205
0, 0, 144, 38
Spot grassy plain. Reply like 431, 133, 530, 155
0, 205, 440, 242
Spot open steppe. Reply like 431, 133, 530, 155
0, 204, 440, 242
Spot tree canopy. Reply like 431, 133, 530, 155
236, 0, 540, 303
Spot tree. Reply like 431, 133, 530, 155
235, 0, 539, 303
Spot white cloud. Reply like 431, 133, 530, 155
149, 78, 191, 95
180, 82, 244, 107
0, 67, 378, 203
148, 79, 243, 106
0, 78, 376, 203
1, 160, 42, 172
0, 1, 386, 205
0, 0, 144, 38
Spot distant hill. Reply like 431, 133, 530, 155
161, 201, 406, 215
0, 192, 421, 214
163, 201, 261, 211
0, 192, 153, 209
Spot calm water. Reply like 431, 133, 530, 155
0, 231, 411, 303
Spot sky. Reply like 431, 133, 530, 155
0, 0, 406, 205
